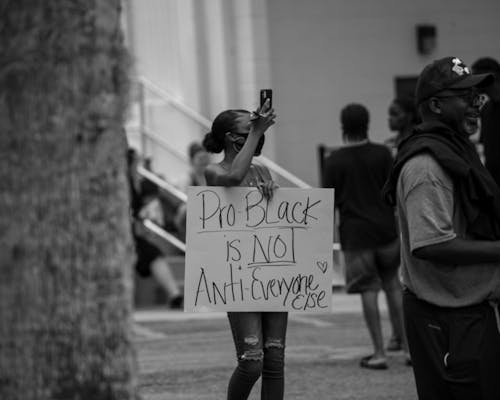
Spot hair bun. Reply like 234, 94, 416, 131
202, 131, 224, 154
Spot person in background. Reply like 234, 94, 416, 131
173, 141, 211, 241
471, 57, 500, 187
383, 56, 500, 399
127, 148, 184, 309
322, 103, 408, 370
385, 97, 419, 157
185, 141, 210, 188
203, 101, 286, 400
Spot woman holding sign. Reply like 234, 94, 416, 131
203, 100, 286, 400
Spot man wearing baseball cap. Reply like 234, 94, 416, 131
383, 57, 500, 399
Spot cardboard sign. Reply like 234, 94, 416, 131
184, 187, 334, 312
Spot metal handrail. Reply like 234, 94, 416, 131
143, 219, 186, 253
142, 127, 188, 162
139, 76, 212, 127
137, 166, 187, 203
138, 76, 311, 189
134, 169, 187, 252
257, 157, 310, 188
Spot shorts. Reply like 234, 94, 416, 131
343, 239, 400, 294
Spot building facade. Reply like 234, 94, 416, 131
124, 0, 500, 185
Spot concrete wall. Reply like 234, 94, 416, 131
266, 0, 500, 185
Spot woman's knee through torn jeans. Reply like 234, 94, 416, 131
227, 311, 288, 400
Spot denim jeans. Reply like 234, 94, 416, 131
227, 311, 288, 400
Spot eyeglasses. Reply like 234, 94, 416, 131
434, 89, 482, 107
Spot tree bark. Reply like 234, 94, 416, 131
0, 1, 137, 399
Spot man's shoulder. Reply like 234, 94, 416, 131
400, 153, 452, 189
402, 153, 439, 169
327, 141, 388, 157
324, 147, 347, 165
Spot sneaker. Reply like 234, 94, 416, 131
360, 355, 388, 370
169, 294, 184, 309
386, 336, 403, 352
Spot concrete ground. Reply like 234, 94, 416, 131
133, 292, 418, 400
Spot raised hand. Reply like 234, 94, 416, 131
250, 98, 276, 136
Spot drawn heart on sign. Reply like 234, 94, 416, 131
316, 261, 328, 274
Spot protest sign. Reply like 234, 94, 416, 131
184, 187, 334, 312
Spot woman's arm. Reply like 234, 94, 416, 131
205, 132, 263, 187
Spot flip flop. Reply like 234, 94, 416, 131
360, 355, 388, 370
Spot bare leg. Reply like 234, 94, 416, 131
383, 276, 408, 352
360, 290, 385, 360
150, 257, 182, 304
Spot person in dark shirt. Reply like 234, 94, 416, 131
472, 57, 500, 187
323, 103, 408, 369
173, 141, 211, 241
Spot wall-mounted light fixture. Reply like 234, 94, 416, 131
416, 24, 437, 55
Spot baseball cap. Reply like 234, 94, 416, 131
415, 56, 494, 104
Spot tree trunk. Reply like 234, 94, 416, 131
0, 1, 138, 399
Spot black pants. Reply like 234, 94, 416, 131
403, 290, 500, 400
226, 312, 288, 400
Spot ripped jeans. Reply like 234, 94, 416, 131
227, 311, 288, 400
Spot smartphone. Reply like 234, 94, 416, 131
260, 89, 273, 109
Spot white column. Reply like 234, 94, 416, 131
176, 0, 202, 113
201, 0, 230, 117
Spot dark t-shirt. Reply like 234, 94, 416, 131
322, 141, 397, 250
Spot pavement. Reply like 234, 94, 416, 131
133, 291, 418, 400
135, 290, 370, 321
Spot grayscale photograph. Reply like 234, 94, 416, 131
1, 1, 500, 399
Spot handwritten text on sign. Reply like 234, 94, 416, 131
184, 187, 334, 312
